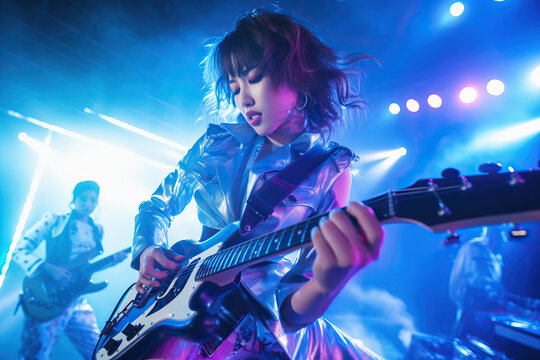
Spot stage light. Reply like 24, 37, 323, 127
357, 147, 407, 163
427, 94, 443, 108
450, 2, 465, 17
389, 103, 400, 115
85, 107, 188, 153
0, 132, 52, 290
6, 109, 172, 171
18, 132, 28, 141
18, 132, 48, 152
472, 117, 540, 148
486, 79, 505, 96
406, 99, 420, 112
459, 87, 478, 103
531, 65, 540, 88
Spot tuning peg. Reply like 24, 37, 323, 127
443, 230, 460, 246
479, 162, 502, 175
441, 168, 460, 179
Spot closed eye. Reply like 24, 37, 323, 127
248, 72, 263, 84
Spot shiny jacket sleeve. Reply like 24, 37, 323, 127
13, 212, 57, 276
131, 133, 207, 270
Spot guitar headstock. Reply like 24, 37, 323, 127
380, 168, 540, 233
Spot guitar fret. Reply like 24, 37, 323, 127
214, 250, 228, 273
286, 227, 294, 248
264, 234, 273, 256
220, 249, 232, 271
206, 254, 219, 276
258, 238, 266, 257
300, 221, 309, 245
251, 239, 263, 259
246, 240, 258, 262
200, 258, 211, 277
228, 247, 241, 269
221, 248, 237, 272
225, 247, 240, 270
240, 241, 253, 264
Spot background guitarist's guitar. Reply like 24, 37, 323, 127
93, 169, 540, 360
21, 247, 131, 321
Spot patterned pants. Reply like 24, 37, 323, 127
19, 297, 100, 360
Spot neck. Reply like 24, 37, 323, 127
266, 113, 306, 147
72, 211, 89, 222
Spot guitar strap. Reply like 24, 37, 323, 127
239, 142, 335, 235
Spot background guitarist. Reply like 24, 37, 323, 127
14, 180, 126, 360
132, 7, 384, 360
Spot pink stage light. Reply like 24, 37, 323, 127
459, 87, 478, 103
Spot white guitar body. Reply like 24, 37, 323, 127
94, 223, 241, 360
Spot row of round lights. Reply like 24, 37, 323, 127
389, 66, 540, 115
388, 79, 505, 115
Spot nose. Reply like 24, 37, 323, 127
238, 86, 254, 110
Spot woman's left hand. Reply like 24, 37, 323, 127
310, 201, 384, 295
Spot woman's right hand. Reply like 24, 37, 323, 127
43, 263, 72, 282
136, 245, 185, 294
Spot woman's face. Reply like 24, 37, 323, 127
228, 67, 305, 145
73, 190, 98, 217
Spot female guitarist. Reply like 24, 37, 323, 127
14, 180, 125, 360
132, 8, 385, 359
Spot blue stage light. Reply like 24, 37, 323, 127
486, 79, 505, 96
389, 103, 400, 115
450, 2, 465, 17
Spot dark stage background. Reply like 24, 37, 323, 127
1, 0, 539, 359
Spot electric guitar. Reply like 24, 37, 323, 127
93, 169, 540, 360
21, 247, 131, 321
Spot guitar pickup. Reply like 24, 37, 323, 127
121, 323, 144, 341
103, 338, 122, 356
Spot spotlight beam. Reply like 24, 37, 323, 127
357, 147, 407, 163
472, 118, 540, 148
84, 107, 189, 152
0, 132, 52, 290
6, 109, 173, 171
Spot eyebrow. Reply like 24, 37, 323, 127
228, 65, 258, 84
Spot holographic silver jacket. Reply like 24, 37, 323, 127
132, 121, 382, 360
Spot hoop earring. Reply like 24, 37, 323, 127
297, 92, 308, 111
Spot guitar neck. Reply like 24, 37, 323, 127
195, 196, 390, 280
84, 247, 131, 274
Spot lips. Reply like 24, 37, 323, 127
246, 110, 262, 126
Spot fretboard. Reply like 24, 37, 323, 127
195, 194, 391, 280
